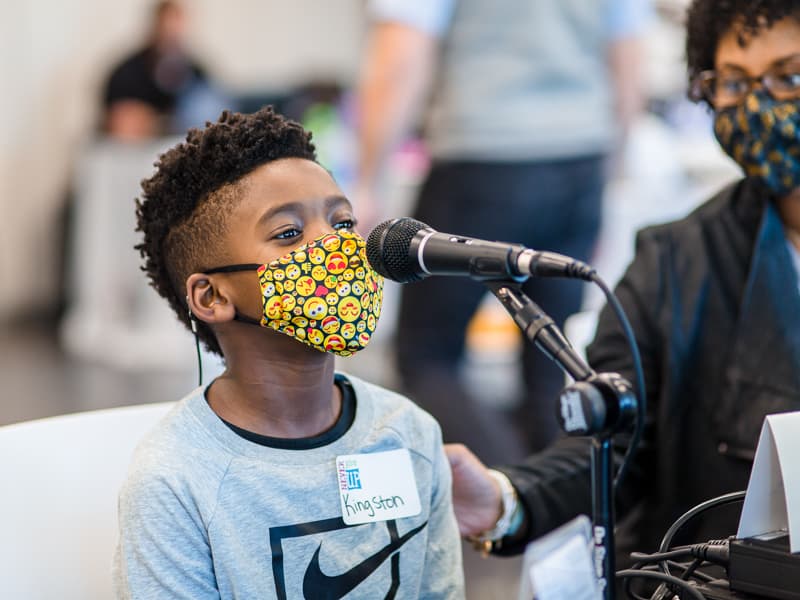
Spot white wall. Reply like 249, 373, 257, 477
0, 0, 365, 319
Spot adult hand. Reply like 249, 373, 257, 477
445, 443, 503, 537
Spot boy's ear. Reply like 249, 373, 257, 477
186, 273, 235, 324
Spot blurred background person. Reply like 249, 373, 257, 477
101, 0, 224, 141
446, 0, 800, 572
355, 0, 651, 463
60, 0, 230, 368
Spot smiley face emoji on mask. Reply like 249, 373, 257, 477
280, 293, 296, 313
262, 282, 276, 298
341, 322, 356, 339
336, 281, 351, 296
269, 319, 289, 331
308, 246, 326, 264
321, 234, 341, 252
326, 252, 347, 275
292, 316, 309, 328
285, 263, 301, 280
324, 334, 346, 353
264, 296, 284, 321
306, 328, 324, 345
338, 297, 361, 322
341, 238, 358, 256
311, 265, 327, 281
324, 274, 338, 289
303, 297, 327, 320
295, 276, 315, 296
350, 280, 363, 296
325, 291, 339, 306
342, 269, 355, 281
321, 315, 340, 334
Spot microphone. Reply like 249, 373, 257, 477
366, 218, 595, 284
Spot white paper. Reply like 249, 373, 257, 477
518, 515, 600, 600
336, 448, 421, 525
737, 411, 800, 552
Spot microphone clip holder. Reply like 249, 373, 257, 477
485, 280, 637, 600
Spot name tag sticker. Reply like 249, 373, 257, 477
336, 448, 421, 524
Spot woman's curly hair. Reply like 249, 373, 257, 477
135, 106, 316, 356
686, 0, 800, 100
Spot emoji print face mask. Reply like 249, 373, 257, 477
205, 231, 383, 356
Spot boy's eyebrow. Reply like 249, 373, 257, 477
257, 201, 305, 226
325, 194, 352, 211
256, 196, 352, 227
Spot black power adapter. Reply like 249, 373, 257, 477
728, 531, 800, 600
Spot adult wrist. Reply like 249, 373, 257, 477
471, 469, 523, 554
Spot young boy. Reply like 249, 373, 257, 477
113, 107, 465, 598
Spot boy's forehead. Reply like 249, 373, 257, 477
237, 158, 341, 213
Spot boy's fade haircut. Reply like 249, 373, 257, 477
686, 0, 800, 103
135, 106, 317, 356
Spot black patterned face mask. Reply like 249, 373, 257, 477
714, 90, 800, 197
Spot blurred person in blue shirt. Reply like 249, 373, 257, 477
355, 0, 651, 462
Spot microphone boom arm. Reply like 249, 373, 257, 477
484, 280, 636, 600
484, 281, 594, 381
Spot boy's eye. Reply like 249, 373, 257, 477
334, 219, 356, 231
275, 228, 301, 240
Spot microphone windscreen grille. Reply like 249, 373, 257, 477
366, 218, 427, 283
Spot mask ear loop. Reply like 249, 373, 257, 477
187, 296, 203, 387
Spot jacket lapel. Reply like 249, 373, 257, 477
721, 202, 800, 454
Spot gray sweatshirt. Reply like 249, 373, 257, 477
113, 374, 464, 599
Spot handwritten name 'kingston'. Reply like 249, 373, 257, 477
343, 493, 406, 518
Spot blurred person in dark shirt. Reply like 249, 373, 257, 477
102, 0, 214, 140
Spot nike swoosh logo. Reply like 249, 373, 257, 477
302, 520, 427, 599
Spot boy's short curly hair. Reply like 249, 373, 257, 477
136, 106, 316, 356
686, 0, 800, 99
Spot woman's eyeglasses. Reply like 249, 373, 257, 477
690, 56, 800, 108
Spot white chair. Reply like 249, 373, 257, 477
0, 402, 175, 600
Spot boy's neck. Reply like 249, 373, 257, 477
207, 342, 342, 440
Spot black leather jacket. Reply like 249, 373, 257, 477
498, 178, 800, 558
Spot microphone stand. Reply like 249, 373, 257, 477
485, 281, 636, 600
